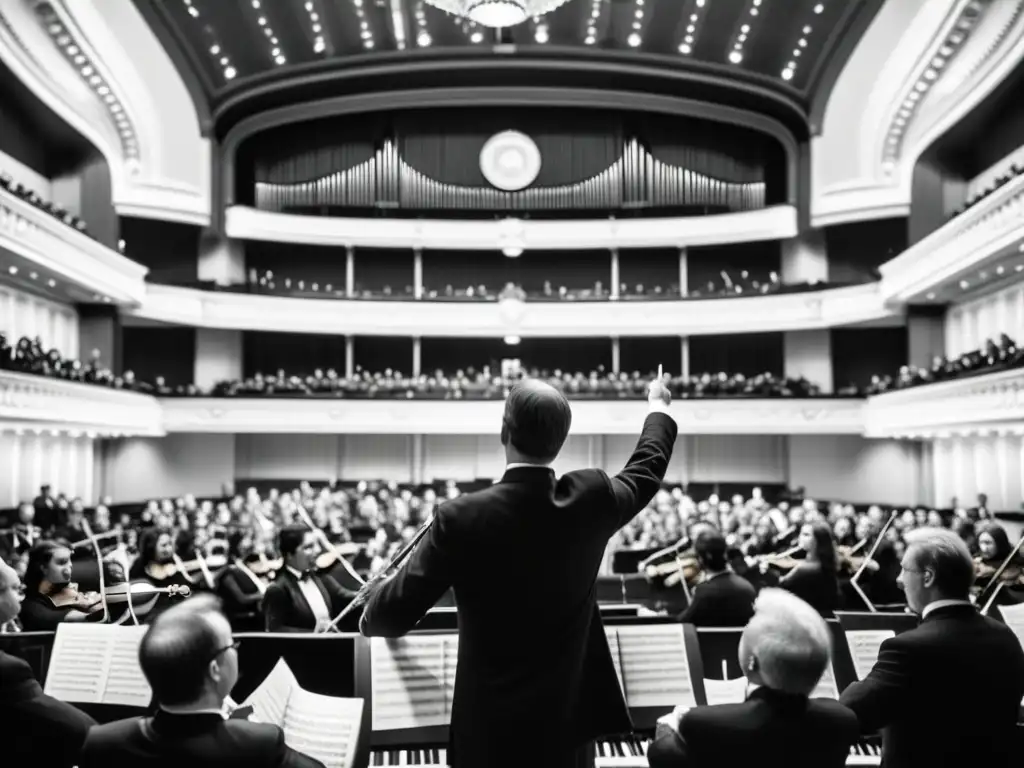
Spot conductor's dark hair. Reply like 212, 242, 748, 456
138, 595, 225, 706
501, 379, 572, 463
694, 530, 728, 571
278, 524, 311, 558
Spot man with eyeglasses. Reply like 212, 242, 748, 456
839, 528, 1024, 768
78, 594, 324, 767
0, 557, 96, 767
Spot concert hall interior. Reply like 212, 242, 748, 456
1, 0, 1024, 767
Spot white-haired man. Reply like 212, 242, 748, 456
840, 527, 1024, 768
649, 589, 858, 768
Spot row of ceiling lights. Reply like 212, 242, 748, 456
924, 243, 1024, 300
4, 265, 114, 304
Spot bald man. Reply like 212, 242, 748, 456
649, 589, 858, 768
361, 376, 678, 768
0, 558, 96, 768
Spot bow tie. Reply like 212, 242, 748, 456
297, 570, 314, 582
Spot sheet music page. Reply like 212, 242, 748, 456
998, 603, 1024, 650
283, 688, 364, 768
604, 629, 625, 695
370, 635, 449, 730
703, 677, 747, 706
101, 626, 151, 706
44, 624, 113, 703
846, 630, 895, 680
810, 664, 839, 699
615, 624, 697, 708
242, 657, 298, 727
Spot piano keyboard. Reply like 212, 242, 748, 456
369, 747, 447, 766
369, 739, 879, 767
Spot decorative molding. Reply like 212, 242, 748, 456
225, 204, 798, 252
878, 172, 1024, 303
812, 0, 1024, 227
0, 371, 163, 437
160, 397, 865, 436
864, 368, 1024, 438
0, 186, 148, 304
128, 282, 896, 337
0, 0, 212, 226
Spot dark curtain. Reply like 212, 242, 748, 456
122, 328, 195, 387
353, 336, 414, 374
831, 328, 908, 391
618, 249, 682, 294
620, 338, 683, 376
689, 333, 784, 378
242, 332, 346, 377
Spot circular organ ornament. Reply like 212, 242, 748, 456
479, 131, 542, 192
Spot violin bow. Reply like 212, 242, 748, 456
322, 515, 434, 633
639, 536, 691, 573
977, 531, 1024, 614
79, 518, 110, 624
848, 511, 897, 614
294, 505, 366, 586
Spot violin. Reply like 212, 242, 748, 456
245, 555, 283, 577
973, 558, 1024, 588
662, 555, 703, 589
838, 544, 879, 575
46, 582, 104, 613
103, 582, 191, 604
747, 545, 803, 573
146, 554, 228, 582
315, 542, 360, 571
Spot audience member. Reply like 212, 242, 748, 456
840, 528, 1024, 768
77, 595, 325, 767
649, 588, 858, 768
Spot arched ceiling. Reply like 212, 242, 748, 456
135, 0, 880, 132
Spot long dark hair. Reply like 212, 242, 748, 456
978, 522, 1012, 561
24, 540, 70, 594
807, 520, 838, 573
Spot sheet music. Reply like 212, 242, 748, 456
44, 624, 150, 706
810, 664, 839, 699
998, 603, 1024, 650
283, 688, 364, 768
613, 624, 697, 708
703, 677, 747, 706
370, 635, 450, 730
242, 657, 298, 727
846, 630, 894, 680
604, 630, 626, 695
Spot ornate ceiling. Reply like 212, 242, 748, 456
137, 0, 875, 106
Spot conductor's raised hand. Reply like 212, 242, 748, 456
647, 368, 671, 407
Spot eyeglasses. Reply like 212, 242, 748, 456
210, 639, 240, 661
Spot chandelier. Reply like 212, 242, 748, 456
423, 0, 572, 28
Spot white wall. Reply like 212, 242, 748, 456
945, 281, 1024, 357
0, 431, 94, 506
788, 435, 929, 506
0, 283, 78, 358
931, 434, 1023, 512
0, 148, 51, 200
96, 434, 236, 502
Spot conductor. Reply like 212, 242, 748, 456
359, 373, 678, 768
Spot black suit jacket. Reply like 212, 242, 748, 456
675, 572, 756, 627
361, 411, 678, 767
262, 569, 358, 632
0, 650, 96, 768
648, 687, 859, 768
78, 710, 325, 768
839, 603, 1024, 768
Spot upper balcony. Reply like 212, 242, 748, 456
128, 281, 897, 337
0, 184, 147, 305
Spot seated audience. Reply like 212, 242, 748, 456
675, 530, 756, 626
0, 558, 97, 768
262, 525, 358, 632
649, 588, 858, 768
78, 595, 324, 767
840, 528, 1024, 768
18, 540, 104, 631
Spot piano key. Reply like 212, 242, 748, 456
591, 739, 881, 768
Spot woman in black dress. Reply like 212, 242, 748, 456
19, 540, 104, 630
780, 520, 840, 616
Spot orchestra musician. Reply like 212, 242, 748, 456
261, 525, 359, 633
130, 529, 193, 589
973, 522, 1024, 592
840, 528, 1024, 768
18, 540, 105, 631
77, 595, 325, 768
778, 520, 840, 617
8, 502, 42, 550
649, 589, 859, 768
0, 557, 97, 768
674, 530, 755, 627
360, 375, 678, 768
216, 533, 274, 631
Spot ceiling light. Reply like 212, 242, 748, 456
679, 42, 692, 54
424, 0, 572, 28
781, 68, 794, 80
628, 32, 642, 47
729, 50, 743, 64
926, 293, 935, 300
504, 335, 521, 345
814, 3, 824, 12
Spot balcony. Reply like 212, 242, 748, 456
0, 186, 148, 304
864, 367, 1024, 438
879, 172, 1024, 304
130, 282, 896, 337
0, 371, 163, 436
160, 396, 865, 436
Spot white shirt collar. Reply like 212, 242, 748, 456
286, 565, 304, 579
159, 704, 228, 719
505, 462, 551, 471
921, 598, 973, 619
